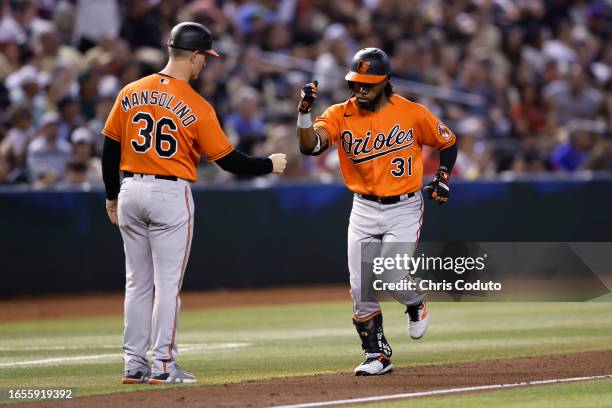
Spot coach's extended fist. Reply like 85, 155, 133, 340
269, 153, 287, 174
298, 81, 318, 113
423, 167, 450, 204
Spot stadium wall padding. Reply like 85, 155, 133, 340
1, 180, 611, 296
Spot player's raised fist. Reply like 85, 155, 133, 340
298, 80, 318, 113
423, 167, 450, 205
269, 153, 287, 174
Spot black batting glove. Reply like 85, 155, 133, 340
298, 80, 318, 113
423, 166, 450, 205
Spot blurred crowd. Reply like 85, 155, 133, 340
0, 0, 611, 189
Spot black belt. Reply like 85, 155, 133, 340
124, 171, 178, 181
358, 192, 415, 204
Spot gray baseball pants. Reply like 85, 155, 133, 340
117, 174, 193, 375
349, 192, 425, 320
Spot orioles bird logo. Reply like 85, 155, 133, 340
357, 60, 370, 74
437, 123, 451, 140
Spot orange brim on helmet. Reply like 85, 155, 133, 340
345, 71, 387, 83
205, 49, 220, 57
346, 48, 391, 84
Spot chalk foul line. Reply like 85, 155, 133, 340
271, 373, 612, 408
0, 343, 250, 368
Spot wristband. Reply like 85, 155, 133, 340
297, 112, 313, 128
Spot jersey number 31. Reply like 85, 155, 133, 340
390, 156, 412, 177
131, 112, 178, 158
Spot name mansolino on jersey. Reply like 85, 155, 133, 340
120, 91, 197, 127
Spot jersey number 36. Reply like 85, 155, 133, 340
131, 112, 178, 158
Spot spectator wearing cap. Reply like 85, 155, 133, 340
233, 2, 272, 43
4, 65, 48, 125
71, 126, 102, 184
6, 65, 38, 105
0, 105, 34, 182
26, 111, 72, 187
57, 95, 82, 142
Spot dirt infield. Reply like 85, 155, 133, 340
0, 285, 349, 322
12, 349, 612, 408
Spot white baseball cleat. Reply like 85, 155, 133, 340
406, 300, 430, 340
354, 353, 394, 376
149, 364, 197, 384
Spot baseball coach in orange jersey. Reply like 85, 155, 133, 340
296, 48, 458, 376
102, 22, 286, 384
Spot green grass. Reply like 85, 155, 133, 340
1, 301, 611, 404
359, 378, 612, 408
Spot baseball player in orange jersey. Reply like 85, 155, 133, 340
102, 22, 287, 384
297, 48, 458, 376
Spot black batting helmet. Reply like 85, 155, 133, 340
345, 48, 390, 83
167, 22, 219, 57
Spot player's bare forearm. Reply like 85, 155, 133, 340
297, 126, 317, 154
297, 126, 328, 156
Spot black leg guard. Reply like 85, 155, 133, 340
353, 313, 392, 358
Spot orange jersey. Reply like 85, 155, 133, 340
314, 94, 456, 196
102, 73, 233, 182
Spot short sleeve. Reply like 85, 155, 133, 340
418, 106, 456, 150
102, 90, 124, 141
314, 105, 342, 146
197, 104, 234, 161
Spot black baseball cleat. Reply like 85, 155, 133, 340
122, 365, 151, 384
354, 353, 394, 376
